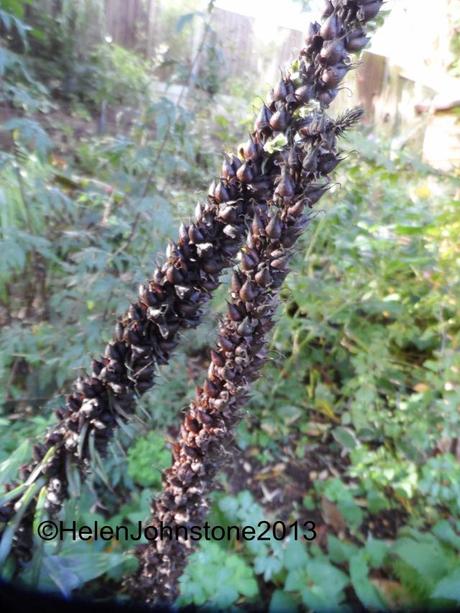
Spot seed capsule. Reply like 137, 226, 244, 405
273, 78, 288, 101
211, 350, 225, 367
228, 303, 243, 322
242, 136, 263, 161
265, 214, 283, 239
251, 210, 265, 237
236, 161, 255, 184
240, 252, 258, 270
275, 174, 295, 199
221, 154, 235, 179
318, 153, 340, 174
269, 108, 290, 132
188, 224, 205, 244
320, 40, 346, 65
237, 318, 253, 337
322, 0, 334, 18
287, 199, 305, 217
213, 180, 230, 203
318, 88, 338, 107
305, 183, 330, 206
295, 84, 313, 104
254, 104, 273, 133
218, 335, 235, 351
271, 256, 289, 270
231, 270, 244, 292
322, 64, 348, 88
239, 280, 257, 302
358, 0, 382, 22
204, 379, 220, 398
305, 21, 322, 47
320, 14, 340, 40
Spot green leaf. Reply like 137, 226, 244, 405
283, 537, 309, 571
41, 553, 127, 596
431, 569, 460, 603
269, 589, 298, 613
0, 439, 31, 485
393, 538, 451, 582
328, 534, 358, 565
255, 553, 283, 581
350, 552, 386, 610
365, 537, 388, 568
332, 427, 359, 450
432, 521, 460, 552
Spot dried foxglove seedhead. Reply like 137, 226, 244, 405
2, 0, 382, 573
130, 106, 369, 605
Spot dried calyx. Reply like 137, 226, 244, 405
129, 107, 364, 605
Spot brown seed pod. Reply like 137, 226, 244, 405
320, 39, 346, 65
274, 173, 296, 200
218, 204, 238, 224
322, 0, 334, 18
269, 107, 291, 132
218, 335, 235, 352
236, 161, 255, 184
357, 0, 382, 22
254, 267, 272, 287
251, 210, 265, 237
304, 183, 330, 206
287, 199, 306, 218
295, 84, 313, 104
188, 224, 205, 244
271, 256, 289, 270
322, 64, 349, 88
210, 350, 225, 368
227, 303, 243, 322
221, 154, 236, 179
305, 21, 322, 47
231, 270, 244, 293
273, 77, 288, 101
239, 280, 257, 302
241, 136, 264, 161
240, 251, 258, 271
318, 152, 341, 174
213, 180, 230, 204
265, 214, 283, 239
254, 104, 273, 134
318, 88, 339, 107
204, 379, 220, 398
320, 14, 340, 40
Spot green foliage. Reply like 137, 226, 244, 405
178, 542, 259, 608
419, 454, 460, 513
127, 432, 171, 489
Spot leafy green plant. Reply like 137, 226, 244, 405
178, 542, 258, 608
127, 432, 171, 489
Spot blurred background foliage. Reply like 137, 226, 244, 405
1, 0, 460, 609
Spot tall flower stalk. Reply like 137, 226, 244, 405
129, 107, 364, 604
129, 0, 385, 603
0, 0, 383, 582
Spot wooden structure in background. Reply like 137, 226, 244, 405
67, 0, 459, 170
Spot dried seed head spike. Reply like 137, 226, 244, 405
4, 0, 384, 575
130, 98, 369, 603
